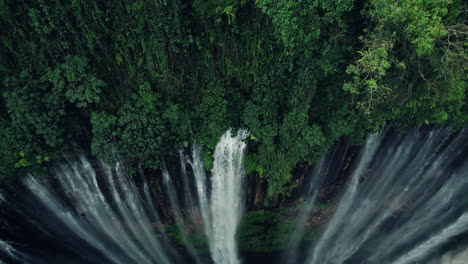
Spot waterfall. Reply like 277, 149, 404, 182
0, 129, 248, 264
281, 143, 351, 264
298, 127, 468, 264
163, 129, 249, 263
206, 129, 249, 264
0, 239, 19, 263
0, 195, 27, 264
189, 143, 211, 236
393, 212, 468, 264
437, 248, 468, 264
0, 127, 466, 264
161, 166, 201, 264
190, 129, 249, 264
24, 159, 173, 264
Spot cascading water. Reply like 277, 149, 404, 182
161, 129, 249, 264
0, 129, 249, 264
201, 129, 249, 264
0, 127, 467, 264
0, 241, 19, 264
160, 166, 201, 264
25, 159, 173, 264
437, 248, 468, 264
281, 143, 352, 264
283, 127, 468, 264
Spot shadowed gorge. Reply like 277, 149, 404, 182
1, 127, 467, 263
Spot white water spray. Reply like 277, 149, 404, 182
161, 129, 249, 263
207, 129, 249, 264
190, 129, 249, 264
1, 127, 465, 264
22, 159, 172, 264
302, 128, 468, 264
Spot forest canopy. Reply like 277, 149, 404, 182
0, 0, 466, 197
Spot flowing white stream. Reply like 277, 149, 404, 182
206, 129, 249, 264
0, 129, 249, 264
438, 248, 468, 264
301, 128, 468, 264
0, 240, 17, 262
25, 159, 172, 264
281, 143, 352, 264
161, 166, 201, 264
163, 129, 249, 264
0, 127, 466, 264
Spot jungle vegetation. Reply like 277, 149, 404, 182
0, 0, 466, 197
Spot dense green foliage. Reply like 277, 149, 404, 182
0, 0, 466, 196
237, 209, 296, 252
165, 208, 300, 253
